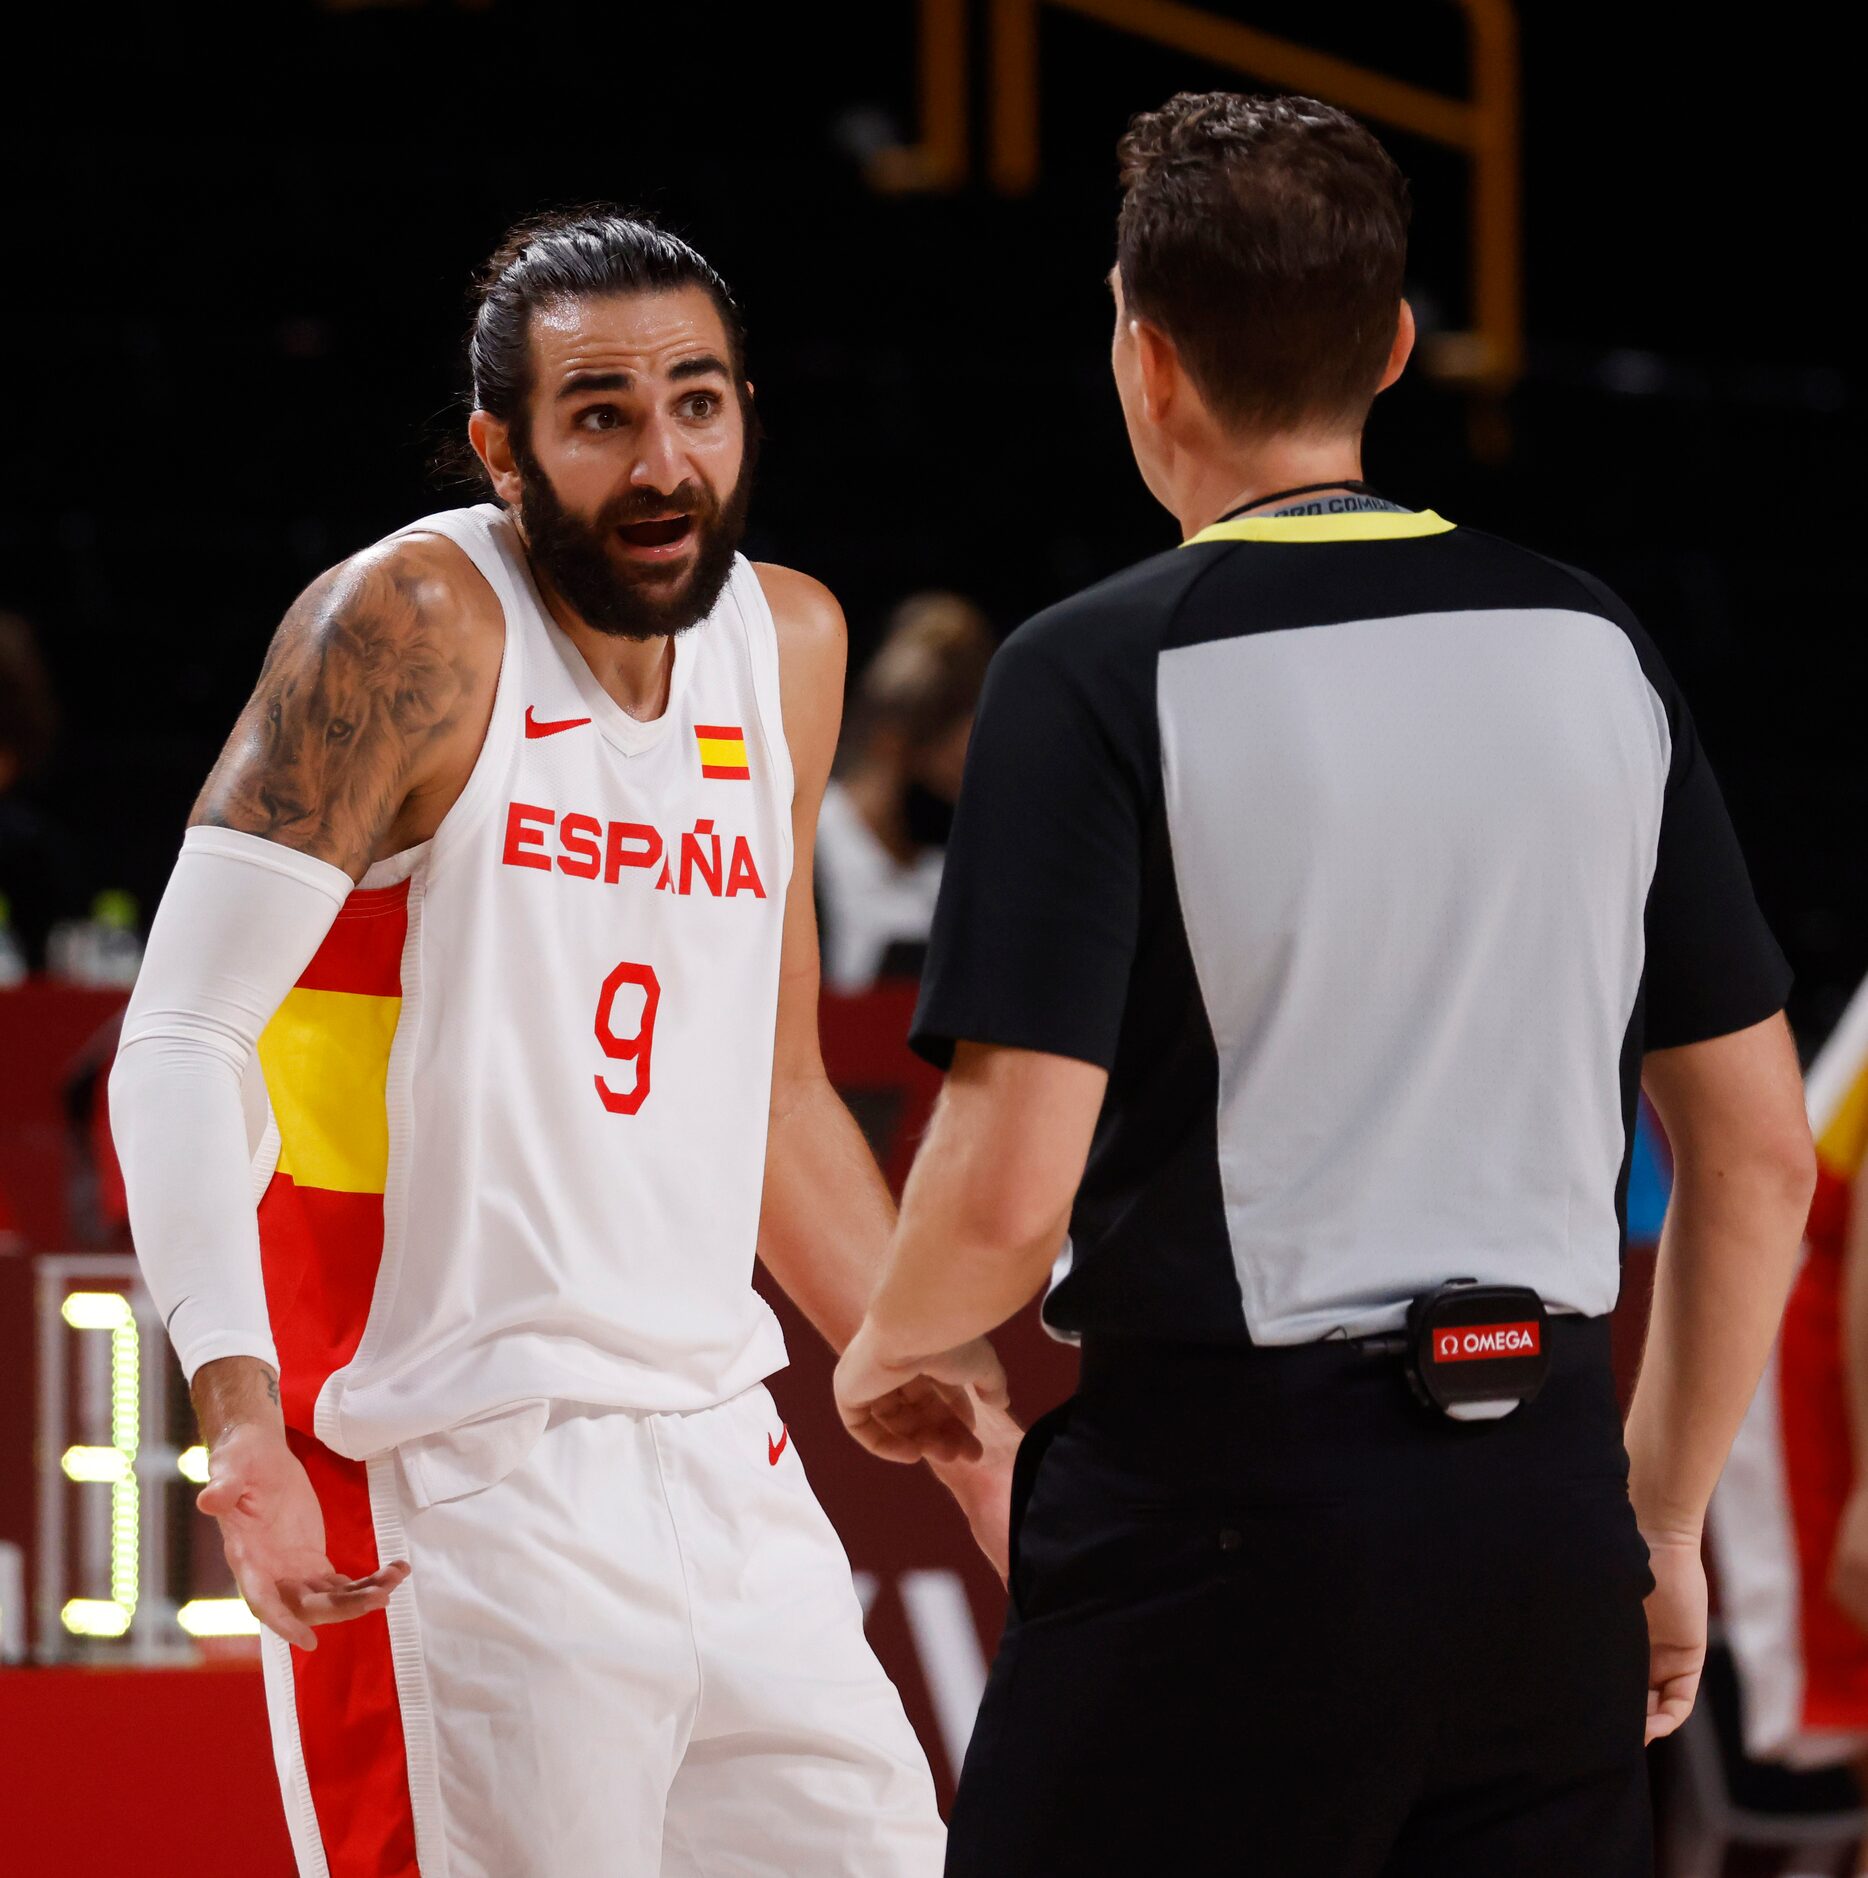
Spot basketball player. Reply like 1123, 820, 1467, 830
108, 210, 1013, 1877
1711, 974, 1868, 1861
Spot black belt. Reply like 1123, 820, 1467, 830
1080, 1292, 1606, 1429
1354, 1281, 1553, 1421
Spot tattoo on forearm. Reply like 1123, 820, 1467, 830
187, 1356, 286, 1446
193, 547, 475, 874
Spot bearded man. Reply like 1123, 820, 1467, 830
109, 209, 1013, 1878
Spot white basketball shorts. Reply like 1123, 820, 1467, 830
259, 1383, 947, 1875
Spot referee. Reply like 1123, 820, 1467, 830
835, 92, 1817, 1876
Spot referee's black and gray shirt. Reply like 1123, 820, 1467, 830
910, 507, 1790, 1347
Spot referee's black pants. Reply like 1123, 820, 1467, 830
944, 1319, 1653, 1877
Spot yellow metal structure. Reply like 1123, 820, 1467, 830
870, 0, 973, 190
872, 0, 1521, 392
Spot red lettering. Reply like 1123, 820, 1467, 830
603, 821, 663, 882
594, 959, 660, 1115
502, 802, 764, 903
679, 822, 723, 897
502, 801, 556, 870
557, 812, 602, 880
725, 836, 766, 899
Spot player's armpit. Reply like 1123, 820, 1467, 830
191, 532, 498, 879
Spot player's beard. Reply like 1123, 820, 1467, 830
516, 443, 754, 642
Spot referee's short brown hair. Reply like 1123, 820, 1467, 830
1116, 92, 1411, 435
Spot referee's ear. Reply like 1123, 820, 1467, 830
1375, 300, 1417, 397
1131, 316, 1185, 429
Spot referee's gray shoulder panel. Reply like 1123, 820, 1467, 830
1475, 538, 1690, 737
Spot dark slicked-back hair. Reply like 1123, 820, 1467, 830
465, 206, 750, 461
1117, 92, 1411, 434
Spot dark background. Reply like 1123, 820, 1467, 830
3, 1, 1857, 1041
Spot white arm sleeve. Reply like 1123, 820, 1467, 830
108, 826, 355, 1382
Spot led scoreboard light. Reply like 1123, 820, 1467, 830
35, 1256, 255, 1659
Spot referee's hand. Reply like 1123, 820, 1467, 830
929, 1398, 1022, 1583
834, 1321, 1010, 1466
1640, 1530, 1708, 1745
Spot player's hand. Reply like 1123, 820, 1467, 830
835, 1321, 1010, 1467
197, 1423, 408, 1650
1829, 1483, 1868, 1635
929, 1395, 1022, 1583
1640, 1528, 1707, 1744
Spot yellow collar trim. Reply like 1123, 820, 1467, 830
1183, 510, 1455, 547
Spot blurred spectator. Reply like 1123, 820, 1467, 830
0, 612, 79, 973
65, 1011, 131, 1249
817, 592, 993, 991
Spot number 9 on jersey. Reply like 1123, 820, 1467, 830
594, 960, 661, 1115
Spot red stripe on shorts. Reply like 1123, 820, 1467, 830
288, 1430, 419, 1877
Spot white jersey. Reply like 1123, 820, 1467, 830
250, 503, 793, 1459
814, 780, 945, 993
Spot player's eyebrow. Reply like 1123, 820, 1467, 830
558, 371, 631, 399
557, 356, 729, 399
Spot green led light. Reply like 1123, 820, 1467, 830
109, 1317, 140, 1612
61, 1292, 132, 1332
62, 1446, 130, 1483
176, 1599, 259, 1638
62, 1599, 131, 1638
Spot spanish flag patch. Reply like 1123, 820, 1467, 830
696, 724, 751, 781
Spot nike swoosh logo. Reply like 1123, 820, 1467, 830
768, 1426, 789, 1466
525, 706, 592, 739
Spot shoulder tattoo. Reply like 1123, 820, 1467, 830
194, 548, 475, 872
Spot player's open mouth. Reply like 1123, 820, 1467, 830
614, 515, 696, 560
